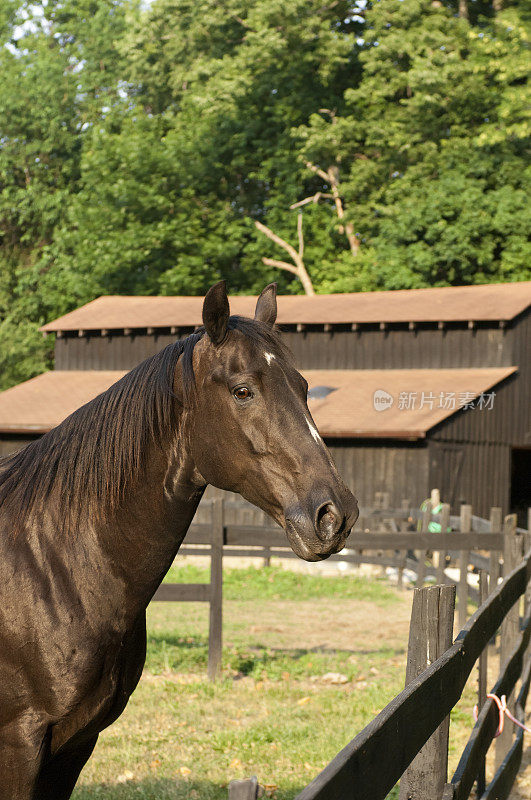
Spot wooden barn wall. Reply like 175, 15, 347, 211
427, 312, 530, 519
428, 440, 511, 518
281, 324, 513, 370
53, 320, 518, 372
53, 331, 193, 371
430, 373, 529, 447
508, 311, 530, 444
325, 438, 429, 509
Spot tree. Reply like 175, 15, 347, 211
0, 0, 130, 388
0, 0, 529, 390
293, 0, 530, 289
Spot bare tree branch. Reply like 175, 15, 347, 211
304, 161, 360, 256
254, 220, 299, 264
290, 192, 334, 209
305, 160, 330, 183
254, 217, 315, 295
261, 257, 299, 276
297, 212, 304, 260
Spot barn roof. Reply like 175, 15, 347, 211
0, 367, 516, 440
40, 282, 531, 333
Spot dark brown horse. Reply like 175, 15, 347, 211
0, 282, 358, 798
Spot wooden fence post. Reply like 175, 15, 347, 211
458, 505, 472, 630
431, 490, 441, 580
496, 513, 520, 767
398, 584, 456, 800
489, 507, 502, 595
397, 499, 410, 590
476, 570, 489, 797
416, 509, 430, 589
208, 497, 224, 681
228, 777, 260, 799
524, 508, 531, 622
436, 504, 450, 585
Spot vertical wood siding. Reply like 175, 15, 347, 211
281, 324, 513, 371
54, 331, 195, 371
431, 373, 529, 447
53, 317, 526, 373
326, 439, 429, 510
428, 440, 511, 517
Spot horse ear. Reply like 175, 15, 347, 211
202, 281, 230, 345
254, 283, 277, 328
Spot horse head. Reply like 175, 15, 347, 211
182, 281, 358, 561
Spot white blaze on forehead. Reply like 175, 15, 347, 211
264, 352, 275, 365
306, 417, 323, 444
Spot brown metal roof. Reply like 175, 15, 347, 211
0, 371, 125, 435
40, 282, 531, 332
0, 367, 516, 439
305, 368, 516, 438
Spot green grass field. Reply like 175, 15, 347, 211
71, 565, 488, 800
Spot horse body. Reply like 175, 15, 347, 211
0, 283, 358, 798
0, 446, 199, 797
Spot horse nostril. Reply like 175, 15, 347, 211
315, 501, 343, 540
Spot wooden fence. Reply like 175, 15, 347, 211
153, 495, 528, 678
229, 544, 531, 800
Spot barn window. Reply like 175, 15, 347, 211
307, 386, 338, 400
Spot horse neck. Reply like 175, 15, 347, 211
94, 421, 206, 613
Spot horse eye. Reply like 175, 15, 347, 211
233, 386, 252, 401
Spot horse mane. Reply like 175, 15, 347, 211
0, 317, 289, 534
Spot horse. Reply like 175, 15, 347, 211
0, 281, 358, 799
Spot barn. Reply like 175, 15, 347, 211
0, 282, 529, 521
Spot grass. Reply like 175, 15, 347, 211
162, 563, 399, 604
72, 565, 501, 800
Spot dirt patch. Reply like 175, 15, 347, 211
223, 596, 413, 653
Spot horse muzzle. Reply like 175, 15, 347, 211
284, 494, 359, 562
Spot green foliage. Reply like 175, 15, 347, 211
0, 0, 529, 389
297, 0, 531, 289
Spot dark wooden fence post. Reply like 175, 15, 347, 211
208, 497, 224, 681
496, 513, 520, 767
524, 508, 531, 621
458, 505, 472, 630
476, 570, 489, 797
398, 584, 456, 800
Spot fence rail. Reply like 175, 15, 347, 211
230, 548, 531, 800
293, 549, 530, 800
148, 493, 530, 799
153, 496, 528, 680
444, 610, 531, 799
